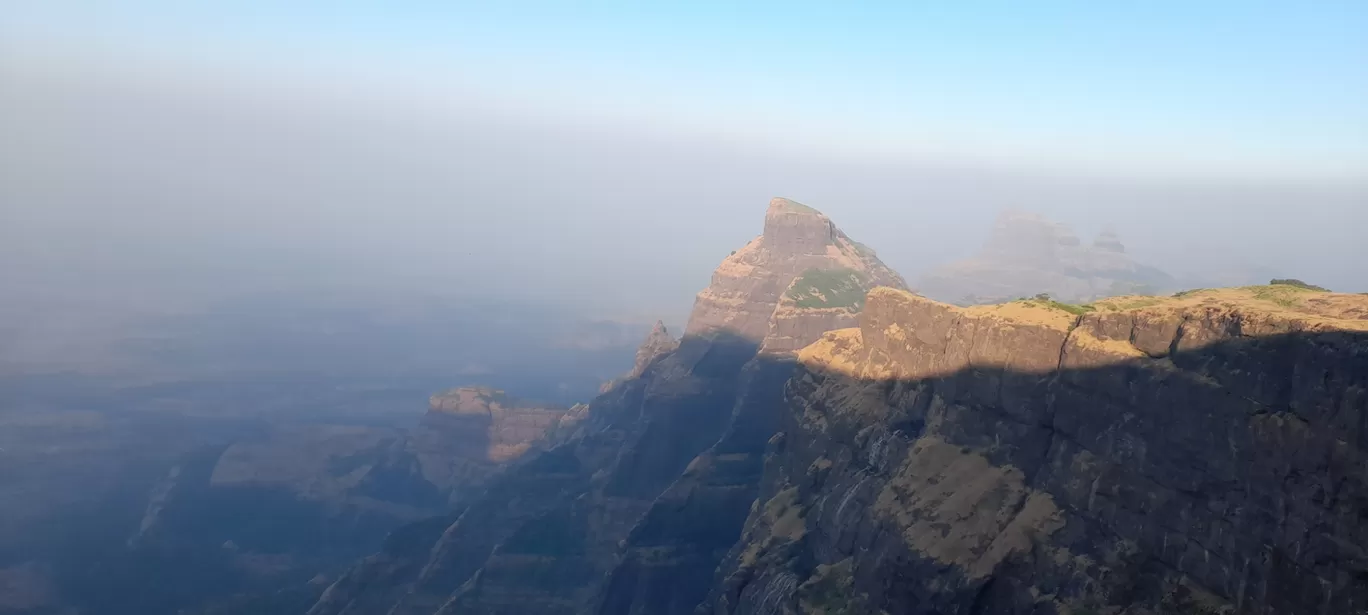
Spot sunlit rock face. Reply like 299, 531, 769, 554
704, 286, 1368, 615
308, 198, 906, 615
685, 197, 906, 346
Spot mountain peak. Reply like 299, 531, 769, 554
628, 321, 679, 378
686, 197, 906, 344
763, 197, 835, 255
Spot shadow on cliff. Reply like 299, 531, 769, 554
308, 326, 1368, 615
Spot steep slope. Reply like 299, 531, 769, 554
122, 388, 567, 615
308, 197, 906, 615
687, 197, 906, 341
705, 286, 1368, 615
918, 210, 1174, 304
413, 387, 571, 504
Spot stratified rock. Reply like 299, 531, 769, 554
630, 321, 678, 378
686, 197, 905, 343
704, 286, 1368, 615
308, 197, 905, 615
414, 387, 568, 501
919, 209, 1175, 304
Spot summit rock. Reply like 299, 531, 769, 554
686, 197, 907, 348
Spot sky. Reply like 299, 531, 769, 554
3, 2, 1367, 329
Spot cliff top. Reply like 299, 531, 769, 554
428, 387, 565, 415
873, 284, 1368, 334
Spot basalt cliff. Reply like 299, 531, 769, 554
309, 202, 1367, 615
307, 198, 907, 615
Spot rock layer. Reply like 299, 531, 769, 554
705, 286, 1368, 615
308, 197, 904, 615
686, 197, 905, 343
414, 387, 568, 502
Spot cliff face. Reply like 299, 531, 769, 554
705, 286, 1368, 615
413, 387, 569, 502
687, 197, 906, 343
918, 210, 1175, 304
309, 198, 904, 615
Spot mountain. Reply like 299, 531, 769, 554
307, 197, 909, 615
309, 207, 1368, 615
703, 285, 1368, 614
62, 387, 565, 615
918, 209, 1176, 304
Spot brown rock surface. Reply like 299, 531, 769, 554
705, 285, 1368, 615
413, 387, 567, 498
685, 197, 906, 345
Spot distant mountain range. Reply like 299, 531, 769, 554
918, 209, 1177, 304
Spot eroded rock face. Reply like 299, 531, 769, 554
308, 198, 903, 615
414, 387, 568, 500
630, 321, 679, 378
686, 197, 906, 344
705, 287, 1368, 615
919, 209, 1175, 304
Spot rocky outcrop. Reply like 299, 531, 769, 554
630, 321, 679, 378
686, 197, 905, 343
308, 197, 904, 615
705, 286, 1368, 615
413, 387, 568, 502
919, 209, 1175, 304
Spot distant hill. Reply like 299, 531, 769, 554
918, 209, 1176, 304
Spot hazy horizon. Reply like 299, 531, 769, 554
4, 2, 1366, 342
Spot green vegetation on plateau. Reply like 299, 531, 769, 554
786, 268, 870, 309
1015, 293, 1095, 316
1269, 278, 1329, 292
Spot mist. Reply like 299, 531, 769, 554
3, 36, 1367, 373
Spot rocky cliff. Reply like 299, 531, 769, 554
918, 210, 1175, 304
413, 387, 570, 503
705, 285, 1368, 615
308, 197, 906, 615
687, 197, 905, 342
122, 388, 567, 615
307, 201, 1367, 615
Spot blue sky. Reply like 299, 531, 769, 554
6, 1, 1366, 178
7, 2, 1368, 178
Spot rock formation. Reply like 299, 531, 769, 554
413, 387, 569, 502
306, 198, 1367, 615
307, 197, 906, 615
705, 285, 1368, 615
919, 209, 1175, 304
686, 197, 906, 342
124, 387, 569, 615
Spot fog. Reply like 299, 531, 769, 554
4, 40, 1367, 366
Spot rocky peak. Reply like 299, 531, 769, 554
685, 197, 907, 344
420, 387, 565, 465
628, 320, 679, 378
762, 197, 837, 255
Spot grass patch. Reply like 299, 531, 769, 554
1043, 300, 1095, 316
1103, 297, 1164, 310
786, 268, 869, 310
1018, 293, 1095, 316
1172, 288, 1206, 297
1247, 284, 1318, 308
1269, 278, 1330, 292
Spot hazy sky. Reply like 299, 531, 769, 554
3, 2, 1366, 326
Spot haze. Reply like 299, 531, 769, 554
3, 2, 1366, 360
